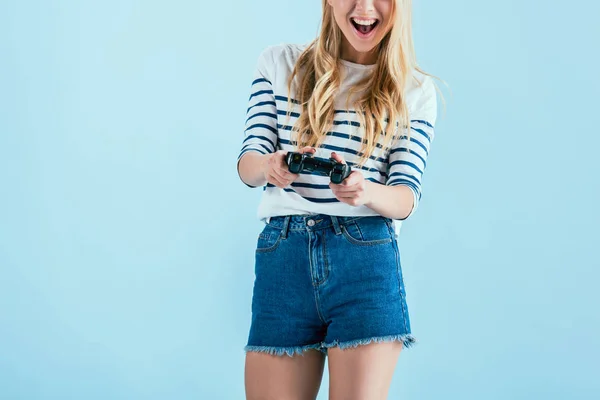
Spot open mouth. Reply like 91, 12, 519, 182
350, 17, 379, 36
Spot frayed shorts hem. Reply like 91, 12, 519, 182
244, 343, 327, 357
322, 334, 416, 350
245, 334, 416, 357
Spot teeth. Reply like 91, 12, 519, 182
352, 18, 377, 26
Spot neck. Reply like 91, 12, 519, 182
340, 38, 378, 65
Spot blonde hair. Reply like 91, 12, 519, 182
287, 0, 441, 166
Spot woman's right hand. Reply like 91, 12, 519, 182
261, 146, 316, 188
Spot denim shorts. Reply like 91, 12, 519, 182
245, 214, 415, 357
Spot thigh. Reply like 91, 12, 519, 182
245, 350, 326, 400
328, 342, 403, 400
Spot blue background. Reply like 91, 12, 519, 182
1, 0, 599, 399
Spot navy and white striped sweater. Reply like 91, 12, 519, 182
238, 43, 437, 226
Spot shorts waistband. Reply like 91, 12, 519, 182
266, 214, 391, 238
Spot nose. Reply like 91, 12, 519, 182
355, 0, 375, 13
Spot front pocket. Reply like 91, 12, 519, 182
256, 228, 283, 253
340, 219, 393, 246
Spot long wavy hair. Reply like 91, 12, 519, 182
287, 0, 439, 166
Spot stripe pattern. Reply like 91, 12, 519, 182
238, 56, 435, 219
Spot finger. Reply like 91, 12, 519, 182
334, 188, 362, 199
330, 151, 345, 164
337, 195, 362, 208
272, 154, 296, 180
330, 182, 354, 195
332, 193, 358, 207
331, 183, 366, 204
272, 165, 295, 182
274, 177, 292, 188
299, 146, 316, 155
275, 157, 297, 180
341, 171, 362, 187
335, 187, 364, 198
331, 173, 362, 191
337, 190, 361, 199
267, 177, 284, 188
267, 171, 288, 188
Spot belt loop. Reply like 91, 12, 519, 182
331, 216, 342, 235
281, 216, 291, 239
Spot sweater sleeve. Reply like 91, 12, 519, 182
237, 47, 279, 163
386, 75, 437, 220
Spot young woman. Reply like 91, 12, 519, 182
237, 0, 439, 398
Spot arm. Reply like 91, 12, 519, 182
238, 152, 269, 188
237, 46, 316, 189
382, 76, 437, 220
383, 117, 436, 220
364, 182, 415, 220
328, 166, 415, 220
236, 47, 278, 188
330, 76, 437, 220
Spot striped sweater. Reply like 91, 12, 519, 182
238, 44, 437, 225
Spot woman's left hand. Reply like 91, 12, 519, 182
329, 152, 372, 207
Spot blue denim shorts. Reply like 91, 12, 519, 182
245, 214, 415, 357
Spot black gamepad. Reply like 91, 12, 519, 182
285, 152, 352, 184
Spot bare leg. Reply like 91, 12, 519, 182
328, 342, 403, 400
245, 350, 326, 400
